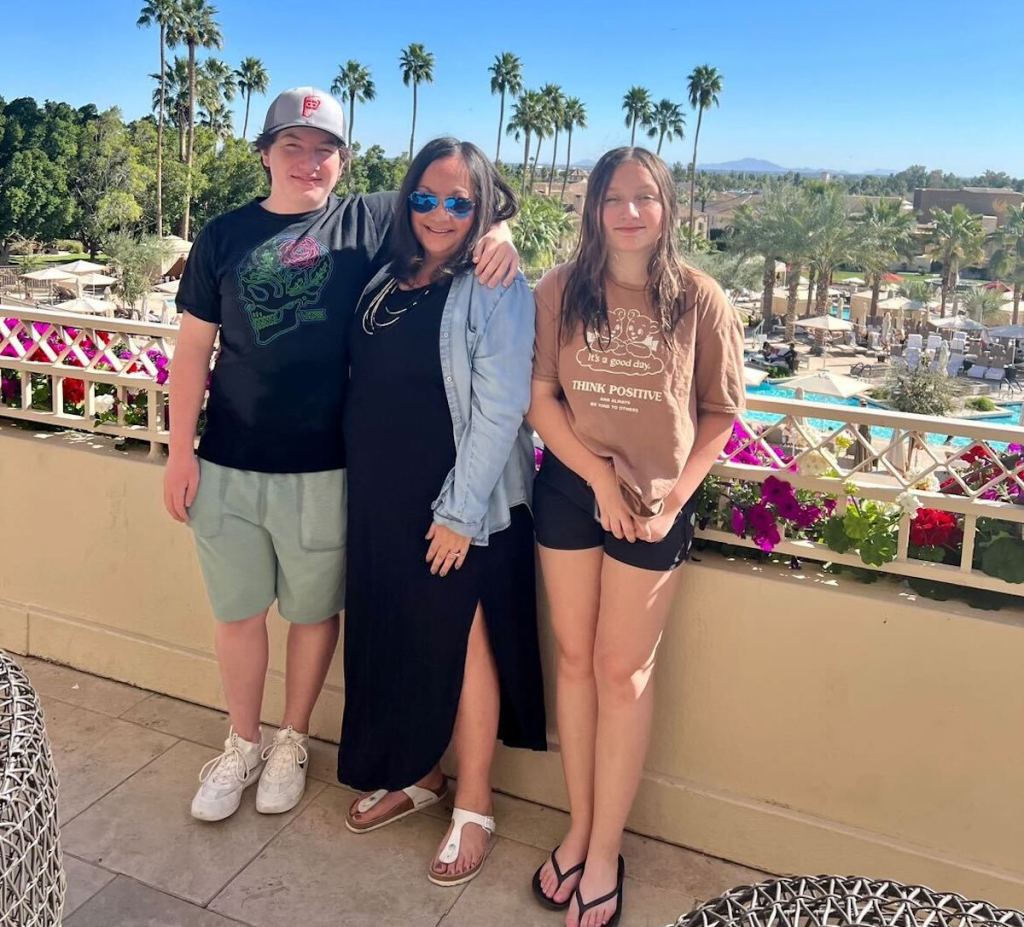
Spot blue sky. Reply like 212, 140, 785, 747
2, 0, 1022, 176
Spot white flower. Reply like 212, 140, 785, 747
895, 491, 923, 518
798, 450, 833, 477
93, 394, 115, 415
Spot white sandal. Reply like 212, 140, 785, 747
427, 807, 496, 887
345, 780, 448, 834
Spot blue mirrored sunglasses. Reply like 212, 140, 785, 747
408, 191, 476, 219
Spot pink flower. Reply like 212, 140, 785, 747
753, 523, 782, 552
795, 505, 822, 529
730, 507, 746, 536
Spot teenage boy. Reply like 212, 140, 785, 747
164, 87, 517, 822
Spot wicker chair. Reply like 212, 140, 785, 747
0, 651, 65, 926
673, 875, 1023, 927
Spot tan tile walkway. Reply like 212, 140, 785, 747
17, 655, 768, 926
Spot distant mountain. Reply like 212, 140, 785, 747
571, 158, 597, 169
699, 157, 897, 177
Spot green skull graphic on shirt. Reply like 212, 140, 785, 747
237, 234, 334, 345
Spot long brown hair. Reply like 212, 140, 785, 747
561, 147, 688, 347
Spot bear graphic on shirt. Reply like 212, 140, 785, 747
576, 306, 666, 376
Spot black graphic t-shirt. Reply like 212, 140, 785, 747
176, 192, 397, 472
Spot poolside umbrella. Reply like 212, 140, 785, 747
842, 276, 865, 286
936, 340, 950, 376
984, 280, 1011, 292
54, 296, 116, 316
777, 370, 872, 399
882, 272, 903, 283
154, 279, 180, 294
21, 267, 77, 283
61, 259, 106, 274
881, 313, 892, 344
20, 266, 78, 299
75, 272, 116, 288
744, 366, 769, 386
929, 315, 984, 331
987, 325, 1024, 339
795, 315, 854, 332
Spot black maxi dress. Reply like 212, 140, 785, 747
338, 275, 547, 792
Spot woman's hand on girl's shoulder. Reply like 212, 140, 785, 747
473, 228, 519, 288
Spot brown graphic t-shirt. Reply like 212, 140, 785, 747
533, 261, 746, 517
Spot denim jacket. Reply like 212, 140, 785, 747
360, 264, 536, 545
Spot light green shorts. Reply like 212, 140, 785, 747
187, 459, 347, 623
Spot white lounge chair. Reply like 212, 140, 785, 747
984, 367, 1006, 383
907, 334, 923, 350
967, 365, 988, 380
905, 347, 921, 370
925, 334, 942, 352
946, 354, 965, 376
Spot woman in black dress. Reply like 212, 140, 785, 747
338, 138, 546, 886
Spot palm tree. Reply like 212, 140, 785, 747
235, 56, 269, 139
137, 0, 182, 236
987, 204, 1024, 324
541, 84, 565, 196
201, 57, 236, 107
151, 56, 190, 161
399, 43, 435, 159
622, 86, 653, 147
806, 184, 859, 315
488, 52, 522, 166
559, 97, 587, 204
166, 0, 222, 240
506, 90, 545, 196
648, 99, 685, 156
855, 199, 917, 322
331, 60, 375, 151
685, 64, 723, 248
928, 205, 984, 317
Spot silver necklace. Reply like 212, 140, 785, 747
361, 276, 432, 334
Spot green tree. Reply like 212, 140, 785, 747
885, 367, 956, 417
235, 56, 269, 139
648, 99, 685, 156
345, 144, 408, 194
512, 195, 574, 276
137, 0, 181, 235
165, 0, 222, 239
987, 204, 1024, 325
488, 52, 522, 166
961, 286, 1005, 325
71, 109, 147, 256
399, 43, 434, 160
104, 231, 173, 318
0, 149, 74, 260
928, 205, 984, 317
559, 97, 587, 204
685, 64, 723, 247
622, 86, 653, 147
855, 198, 916, 321
331, 60, 375, 152
805, 183, 859, 315
193, 136, 267, 227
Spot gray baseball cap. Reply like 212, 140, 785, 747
261, 87, 347, 144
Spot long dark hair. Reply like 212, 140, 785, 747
390, 137, 518, 281
561, 147, 689, 347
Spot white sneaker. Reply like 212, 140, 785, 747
256, 726, 309, 815
191, 728, 263, 822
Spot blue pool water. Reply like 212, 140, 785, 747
745, 382, 1022, 447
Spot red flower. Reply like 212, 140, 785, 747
63, 379, 85, 405
961, 444, 992, 465
910, 509, 962, 548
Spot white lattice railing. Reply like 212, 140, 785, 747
0, 305, 177, 457
699, 396, 1024, 598
2, 304, 1022, 598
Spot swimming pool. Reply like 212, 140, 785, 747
744, 382, 1022, 447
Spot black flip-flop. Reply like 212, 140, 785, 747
531, 846, 586, 910
571, 855, 624, 927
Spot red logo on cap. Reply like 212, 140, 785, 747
301, 95, 321, 118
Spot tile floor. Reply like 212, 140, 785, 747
16, 655, 768, 926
